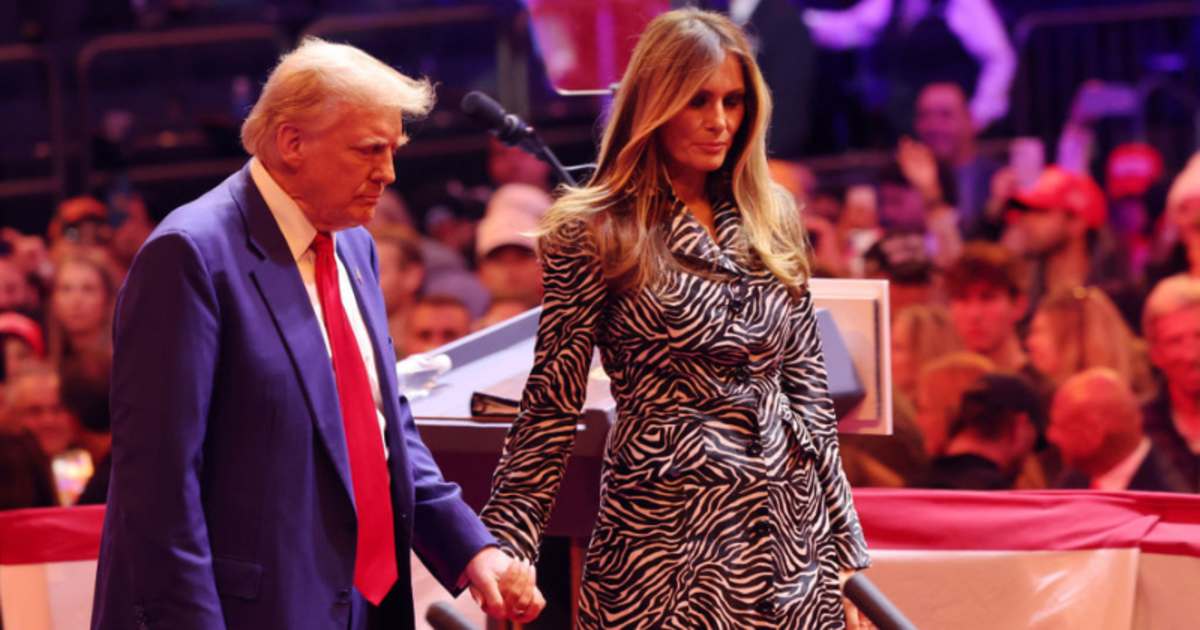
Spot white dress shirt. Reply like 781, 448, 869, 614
250, 158, 390, 457
803, 0, 1016, 129
1090, 438, 1151, 491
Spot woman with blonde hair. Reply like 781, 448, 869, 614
892, 304, 962, 401
1026, 287, 1156, 402
914, 352, 995, 457
45, 248, 118, 367
481, 8, 870, 629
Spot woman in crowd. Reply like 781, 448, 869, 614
480, 8, 870, 629
45, 249, 117, 366
1026, 286, 1155, 403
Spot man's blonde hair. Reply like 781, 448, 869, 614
240, 37, 434, 160
1143, 274, 1200, 344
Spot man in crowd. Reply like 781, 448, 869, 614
1049, 369, 1187, 492
927, 373, 1046, 490
914, 81, 1003, 238
943, 242, 1029, 373
1140, 275, 1200, 492
1007, 165, 1140, 325
475, 183, 549, 310
92, 38, 541, 629
403, 295, 473, 357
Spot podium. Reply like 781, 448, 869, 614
410, 278, 893, 538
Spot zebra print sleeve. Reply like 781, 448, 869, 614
480, 220, 607, 562
781, 289, 871, 571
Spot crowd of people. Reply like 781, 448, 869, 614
1, 7, 1199, 515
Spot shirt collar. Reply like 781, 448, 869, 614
1091, 438, 1151, 491
249, 157, 321, 261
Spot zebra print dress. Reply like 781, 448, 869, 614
480, 191, 870, 629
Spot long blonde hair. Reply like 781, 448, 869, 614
1033, 287, 1155, 401
540, 8, 810, 293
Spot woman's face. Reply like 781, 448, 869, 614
658, 52, 746, 183
1026, 312, 1060, 378
53, 262, 108, 337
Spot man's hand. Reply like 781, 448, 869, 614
463, 547, 546, 622
896, 137, 943, 207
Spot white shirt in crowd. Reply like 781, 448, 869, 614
802, 0, 1016, 130
250, 157, 390, 457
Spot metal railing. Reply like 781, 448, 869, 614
0, 43, 66, 205
75, 23, 286, 190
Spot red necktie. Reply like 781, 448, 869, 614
312, 232, 397, 605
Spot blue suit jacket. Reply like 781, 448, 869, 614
91, 164, 495, 630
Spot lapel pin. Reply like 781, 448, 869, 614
354, 268, 363, 284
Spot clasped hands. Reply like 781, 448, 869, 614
463, 547, 546, 623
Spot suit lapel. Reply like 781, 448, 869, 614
230, 165, 356, 503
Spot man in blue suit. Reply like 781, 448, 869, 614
91, 38, 543, 629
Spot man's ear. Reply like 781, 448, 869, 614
275, 123, 305, 170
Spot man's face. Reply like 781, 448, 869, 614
11, 374, 77, 457
290, 104, 403, 232
477, 245, 543, 308
1151, 304, 1200, 398
1017, 208, 1072, 256
915, 83, 973, 164
950, 283, 1022, 355
405, 304, 471, 355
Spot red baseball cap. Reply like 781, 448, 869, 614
1009, 166, 1107, 229
0, 312, 45, 357
1106, 143, 1163, 199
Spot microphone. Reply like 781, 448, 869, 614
460, 91, 535, 145
843, 573, 918, 630
426, 601, 477, 630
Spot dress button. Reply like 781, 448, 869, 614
746, 442, 763, 457
729, 299, 744, 315
755, 599, 776, 614
752, 523, 772, 539
735, 366, 751, 384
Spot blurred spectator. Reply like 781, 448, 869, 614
1141, 275, 1200, 491
0, 429, 56, 510
371, 188, 415, 229
837, 184, 881, 277
772, 159, 847, 277
803, 0, 1016, 132
944, 242, 1028, 373
60, 349, 112, 504
488, 136, 551, 191
1026, 286, 1155, 403
476, 183, 549, 309
1050, 369, 1188, 492
107, 190, 155, 274
1105, 143, 1164, 278
0, 256, 34, 314
1, 228, 52, 311
371, 224, 426, 355
2, 364, 79, 459
424, 184, 486, 266
48, 196, 112, 250
1007, 165, 1140, 325
927, 373, 1046, 490
404, 295, 473, 357
863, 231, 936, 315
0, 312, 45, 385
891, 304, 961, 402
475, 298, 530, 330
46, 250, 118, 366
883, 143, 962, 267
914, 351, 993, 457
913, 82, 1003, 238
1148, 152, 1200, 284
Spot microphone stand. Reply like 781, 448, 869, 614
508, 131, 580, 187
